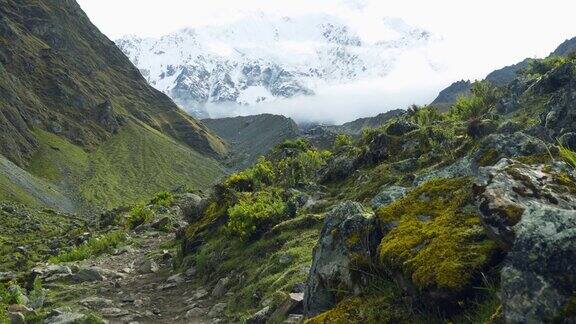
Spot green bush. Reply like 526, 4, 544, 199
150, 191, 174, 207
275, 138, 311, 153
449, 81, 499, 121
523, 56, 569, 77
408, 105, 443, 126
227, 189, 288, 240
277, 149, 330, 186
126, 204, 154, 229
224, 157, 276, 191
333, 134, 353, 149
50, 230, 127, 263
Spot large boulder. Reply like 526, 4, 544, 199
474, 132, 550, 168
475, 159, 576, 322
501, 205, 576, 323
317, 155, 356, 183
303, 202, 381, 317
475, 159, 576, 247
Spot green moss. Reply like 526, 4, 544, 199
307, 293, 410, 324
377, 177, 498, 291
516, 153, 553, 165
477, 149, 500, 167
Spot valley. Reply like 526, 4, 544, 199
1, 1, 576, 324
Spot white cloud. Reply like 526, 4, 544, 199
77, 0, 576, 123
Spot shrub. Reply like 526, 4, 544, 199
275, 138, 312, 152
409, 105, 443, 126
522, 56, 568, 77
227, 189, 288, 240
50, 230, 127, 263
126, 204, 154, 229
225, 157, 276, 192
449, 81, 499, 121
277, 149, 330, 186
333, 133, 353, 149
150, 191, 174, 207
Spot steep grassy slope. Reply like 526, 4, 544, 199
0, 0, 228, 208
203, 114, 299, 168
0, 155, 73, 211
27, 121, 224, 210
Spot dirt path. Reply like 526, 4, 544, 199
73, 231, 219, 324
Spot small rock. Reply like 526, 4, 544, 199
246, 306, 271, 324
8, 312, 26, 324
135, 259, 159, 274
207, 303, 227, 318
44, 311, 86, 324
7, 304, 32, 314
284, 314, 304, 323
189, 288, 209, 301
80, 296, 114, 309
211, 277, 230, 298
185, 266, 197, 278
70, 267, 104, 283
100, 307, 129, 317
278, 253, 293, 265
133, 299, 145, 308
186, 307, 208, 319
166, 273, 184, 284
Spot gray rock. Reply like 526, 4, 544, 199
185, 266, 197, 278
70, 267, 105, 283
370, 185, 408, 209
318, 155, 356, 183
269, 293, 304, 322
304, 202, 381, 316
278, 253, 293, 265
135, 259, 159, 274
44, 311, 87, 324
186, 307, 208, 319
501, 205, 576, 323
246, 306, 272, 324
414, 156, 474, 185
476, 159, 576, 247
80, 296, 114, 309
166, 273, 184, 285
207, 302, 227, 318
178, 193, 204, 222
473, 132, 550, 167
475, 159, 576, 322
211, 277, 230, 298
31, 265, 72, 282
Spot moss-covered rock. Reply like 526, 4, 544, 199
377, 177, 498, 294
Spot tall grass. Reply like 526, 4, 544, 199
559, 143, 576, 169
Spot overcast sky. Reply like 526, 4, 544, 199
77, 0, 576, 122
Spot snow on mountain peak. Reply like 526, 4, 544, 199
115, 13, 439, 118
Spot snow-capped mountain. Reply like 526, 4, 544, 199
116, 13, 438, 118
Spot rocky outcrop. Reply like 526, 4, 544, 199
304, 202, 381, 316
476, 159, 576, 322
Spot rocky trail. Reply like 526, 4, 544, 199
33, 229, 226, 324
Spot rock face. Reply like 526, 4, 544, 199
304, 202, 381, 316
476, 159, 576, 322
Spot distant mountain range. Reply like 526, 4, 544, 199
116, 14, 438, 118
